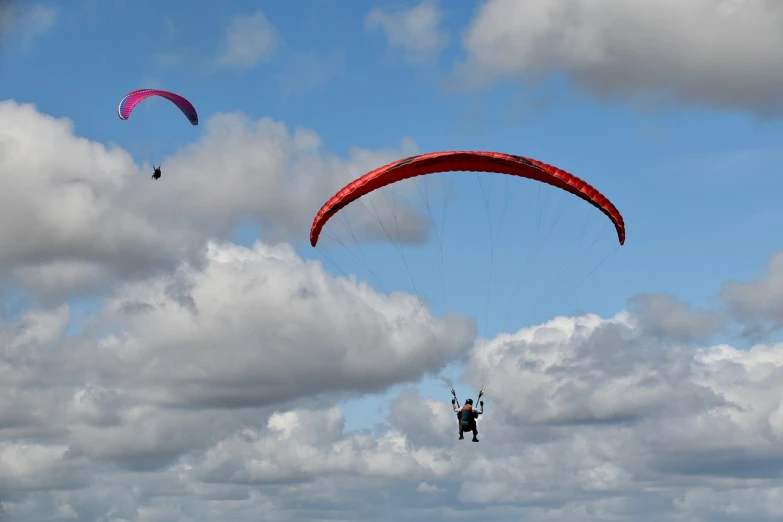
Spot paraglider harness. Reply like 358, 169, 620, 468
459, 406, 473, 428
452, 389, 483, 429
152, 165, 162, 180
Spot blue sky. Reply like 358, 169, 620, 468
4, 0, 783, 430
6, 0, 781, 303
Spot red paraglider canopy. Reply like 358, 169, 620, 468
310, 151, 625, 247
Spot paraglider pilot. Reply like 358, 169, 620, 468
152, 165, 162, 180
452, 389, 483, 442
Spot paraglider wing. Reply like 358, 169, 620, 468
309, 151, 625, 247
117, 89, 198, 125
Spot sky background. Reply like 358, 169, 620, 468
3, 0, 783, 520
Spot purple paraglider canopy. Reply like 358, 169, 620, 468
117, 89, 198, 125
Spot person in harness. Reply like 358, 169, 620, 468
151, 165, 162, 180
451, 389, 483, 442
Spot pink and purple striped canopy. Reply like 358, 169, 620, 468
117, 89, 198, 125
